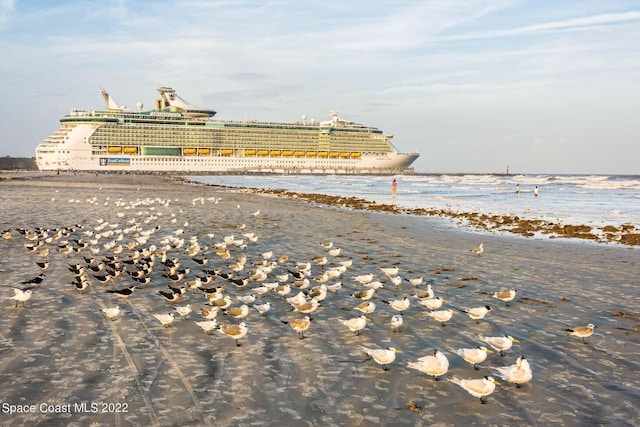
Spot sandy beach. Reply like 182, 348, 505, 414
0, 171, 639, 426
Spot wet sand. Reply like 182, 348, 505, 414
0, 171, 639, 426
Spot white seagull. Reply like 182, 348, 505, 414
462, 305, 492, 324
407, 350, 449, 380
360, 346, 402, 371
471, 243, 484, 255
482, 334, 519, 356
338, 315, 369, 336
427, 309, 456, 327
455, 346, 494, 369
9, 288, 33, 308
449, 376, 500, 404
154, 312, 175, 327
493, 288, 516, 306
494, 355, 533, 387
101, 306, 121, 321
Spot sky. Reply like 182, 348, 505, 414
1, 0, 639, 174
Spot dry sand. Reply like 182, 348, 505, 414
0, 171, 639, 426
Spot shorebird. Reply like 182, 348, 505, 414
482, 335, 519, 356
101, 306, 121, 321
201, 306, 219, 320
354, 301, 376, 314
417, 296, 446, 310
360, 346, 402, 371
566, 323, 596, 343
408, 276, 424, 286
455, 346, 494, 369
391, 314, 403, 332
462, 305, 492, 324
338, 315, 369, 336
494, 356, 533, 388
35, 261, 51, 272
254, 301, 271, 316
224, 304, 249, 322
20, 274, 45, 285
159, 289, 182, 303
355, 273, 376, 285
106, 285, 137, 299
413, 284, 434, 299
282, 316, 311, 339
382, 296, 410, 313
407, 350, 449, 380
352, 288, 375, 301
471, 243, 484, 255
195, 319, 218, 334
9, 288, 32, 308
174, 304, 192, 319
154, 312, 175, 327
218, 322, 248, 346
380, 267, 399, 277
493, 288, 516, 306
427, 309, 456, 327
293, 299, 320, 315
449, 376, 500, 404
71, 277, 90, 294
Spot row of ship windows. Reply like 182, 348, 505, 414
130, 159, 358, 165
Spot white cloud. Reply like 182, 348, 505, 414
0, 0, 15, 29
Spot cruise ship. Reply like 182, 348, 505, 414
35, 87, 419, 174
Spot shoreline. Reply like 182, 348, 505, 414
174, 175, 640, 247
1, 171, 639, 426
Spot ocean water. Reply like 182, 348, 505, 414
189, 174, 640, 235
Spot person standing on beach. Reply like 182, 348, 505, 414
534, 186, 539, 197
391, 179, 397, 195
515, 183, 520, 196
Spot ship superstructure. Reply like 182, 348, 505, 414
35, 87, 419, 173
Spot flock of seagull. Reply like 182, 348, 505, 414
1, 188, 596, 405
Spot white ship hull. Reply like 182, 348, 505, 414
36, 87, 419, 174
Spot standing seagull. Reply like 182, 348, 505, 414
338, 315, 369, 336
449, 376, 500, 404
493, 288, 516, 306
219, 322, 248, 346
9, 288, 33, 308
471, 243, 484, 255
566, 323, 596, 343
494, 355, 533, 388
282, 316, 311, 339
462, 305, 492, 324
455, 346, 494, 370
407, 349, 449, 380
482, 334, 519, 356
154, 312, 175, 327
360, 346, 402, 371
101, 306, 121, 321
